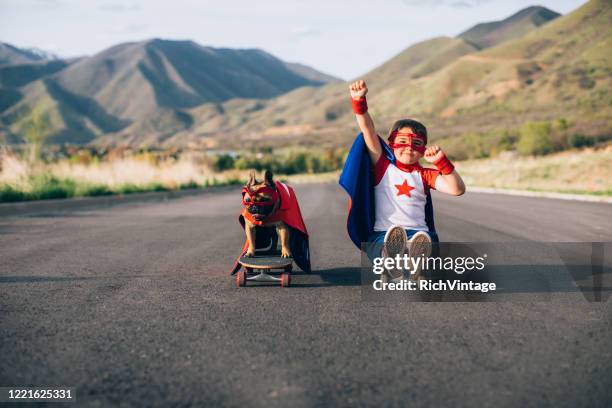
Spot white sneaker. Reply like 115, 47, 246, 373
408, 231, 432, 281
382, 225, 408, 282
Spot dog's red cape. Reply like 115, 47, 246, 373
231, 181, 311, 274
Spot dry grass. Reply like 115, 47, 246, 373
49, 158, 214, 189
455, 146, 612, 195
2, 146, 611, 202
0, 152, 250, 202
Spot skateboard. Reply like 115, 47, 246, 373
236, 255, 293, 288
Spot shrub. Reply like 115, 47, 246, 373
464, 133, 489, 159
498, 130, 518, 151
179, 181, 199, 190
213, 154, 235, 172
115, 183, 168, 194
567, 133, 594, 148
325, 111, 338, 121
0, 185, 26, 202
74, 184, 112, 197
285, 152, 308, 174
306, 155, 322, 173
517, 121, 554, 156
29, 174, 76, 200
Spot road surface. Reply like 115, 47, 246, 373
1, 183, 611, 407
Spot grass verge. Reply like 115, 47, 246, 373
0, 175, 243, 203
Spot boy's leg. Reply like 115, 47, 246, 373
365, 231, 386, 263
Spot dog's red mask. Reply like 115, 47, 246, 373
242, 185, 279, 219
388, 131, 426, 154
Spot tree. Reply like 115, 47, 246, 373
21, 106, 51, 163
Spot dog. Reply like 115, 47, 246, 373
242, 170, 292, 258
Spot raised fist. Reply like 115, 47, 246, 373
424, 146, 445, 163
349, 80, 368, 100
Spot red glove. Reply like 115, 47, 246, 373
351, 97, 368, 115
433, 153, 455, 175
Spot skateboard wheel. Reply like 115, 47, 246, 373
236, 270, 247, 287
280, 273, 291, 287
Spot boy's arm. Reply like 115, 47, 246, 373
349, 80, 382, 163
424, 146, 466, 196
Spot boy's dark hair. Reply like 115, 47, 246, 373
388, 119, 428, 144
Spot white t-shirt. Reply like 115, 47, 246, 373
373, 154, 439, 232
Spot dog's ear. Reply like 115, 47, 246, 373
247, 170, 256, 188
264, 170, 274, 186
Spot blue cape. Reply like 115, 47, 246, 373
338, 133, 436, 249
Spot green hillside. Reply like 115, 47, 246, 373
368, 0, 610, 124
0, 39, 338, 145
2, 2, 609, 150
138, 36, 481, 148
180, 0, 609, 151
458, 6, 560, 49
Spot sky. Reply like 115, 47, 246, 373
0, 0, 587, 80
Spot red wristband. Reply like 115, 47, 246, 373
434, 153, 455, 175
351, 97, 368, 115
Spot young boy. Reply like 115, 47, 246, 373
342, 80, 465, 281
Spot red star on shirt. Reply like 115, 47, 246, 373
394, 179, 414, 197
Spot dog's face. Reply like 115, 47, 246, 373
242, 170, 279, 222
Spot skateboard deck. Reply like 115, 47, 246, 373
238, 255, 293, 269
236, 255, 293, 287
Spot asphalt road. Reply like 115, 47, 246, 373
1, 183, 611, 407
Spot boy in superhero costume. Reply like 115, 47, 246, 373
339, 80, 465, 281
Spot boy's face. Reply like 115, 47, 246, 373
391, 127, 425, 165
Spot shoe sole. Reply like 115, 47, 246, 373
408, 231, 432, 281
383, 226, 407, 281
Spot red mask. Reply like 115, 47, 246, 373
388, 131, 426, 154
241, 186, 279, 207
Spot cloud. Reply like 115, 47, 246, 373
450, 1, 474, 7
109, 23, 149, 34
288, 26, 321, 42
291, 26, 321, 37
99, 1, 140, 12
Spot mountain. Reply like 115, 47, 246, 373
0, 39, 338, 144
167, 1, 607, 151
375, 0, 610, 119
458, 6, 560, 49
138, 4, 566, 149
283, 62, 342, 84
50, 39, 335, 118
169, 4, 561, 146
0, 42, 59, 66
161, 36, 480, 146
0, 59, 71, 88
3, 2, 608, 149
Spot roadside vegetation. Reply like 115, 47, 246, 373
436, 118, 610, 160
0, 146, 346, 203
0, 116, 609, 203
455, 145, 612, 195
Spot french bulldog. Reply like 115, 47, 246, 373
242, 170, 292, 258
